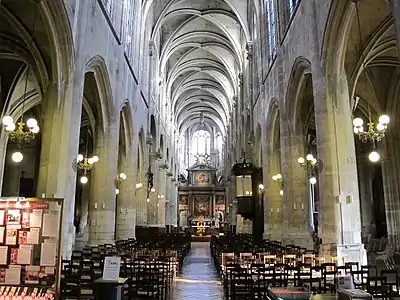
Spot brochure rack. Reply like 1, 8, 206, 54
0, 197, 63, 299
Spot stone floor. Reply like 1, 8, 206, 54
168, 242, 340, 300
171, 242, 223, 299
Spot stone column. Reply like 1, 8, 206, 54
116, 146, 137, 240
89, 120, 120, 245
357, 155, 374, 238
381, 134, 400, 249
390, 0, 400, 59
170, 181, 178, 226
280, 132, 313, 249
147, 152, 160, 226
135, 168, 147, 226
79, 182, 90, 234
36, 79, 84, 258
264, 150, 284, 241
315, 70, 365, 263
157, 167, 166, 227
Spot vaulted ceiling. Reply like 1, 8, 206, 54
144, 0, 253, 137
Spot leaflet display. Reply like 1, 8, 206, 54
0, 198, 63, 299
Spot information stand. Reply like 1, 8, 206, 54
0, 197, 63, 299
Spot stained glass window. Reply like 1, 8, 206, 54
266, 0, 277, 60
191, 130, 211, 165
288, 0, 297, 16
103, 0, 113, 17
123, 0, 134, 57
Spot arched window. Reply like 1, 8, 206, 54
123, 0, 134, 58
288, 0, 297, 16
191, 130, 211, 165
103, 0, 113, 17
266, 0, 277, 60
216, 134, 223, 163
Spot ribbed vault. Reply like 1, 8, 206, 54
144, 0, 251, 153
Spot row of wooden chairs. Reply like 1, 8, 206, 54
60, 234, 191, 299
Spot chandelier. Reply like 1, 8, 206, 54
351, 0, 389, 163
353, 114, 389, 143
115, 172, 127, 194
271, 173, 283, 196
2, 117, 40, 143
298, 154, 322, 185
1, 6, 41, 164
76, 154, 99, 184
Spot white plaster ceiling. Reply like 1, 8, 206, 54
144, 0, 251, 137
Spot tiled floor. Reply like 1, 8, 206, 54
171, 242, 223, 299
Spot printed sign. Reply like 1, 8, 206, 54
102, 257, 121, 281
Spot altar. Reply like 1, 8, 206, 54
178, 162, 225, 240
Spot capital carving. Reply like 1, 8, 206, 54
238, 72, 244, 87
246, 41, 253, 60
149, 41, 155, 57
146, 133, 153, 146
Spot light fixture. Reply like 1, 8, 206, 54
116, 172, 127, 184
2, 116, 40, 144
279, 189, 284, 196
272, 173, 282, 181
353, 114, 389, 143
368, 151, 380, 163
309, 177, 317, 185
258, 184, 264, 190
115, 188, 120, 195
146, 198, 150, 203
11, 151, 23, 163
135, 182, 143, 189
77, 154, 99, 171
351, 2, 389, 161
80, 176, 88, 184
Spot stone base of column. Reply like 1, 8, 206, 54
89, 210, 115, 245
283, 234, 313, 250
116, 208, 136, 240
264, 231, 283, 242
62, 223, 76, 259
321, 243, 367, 265
337, 244, 367, 265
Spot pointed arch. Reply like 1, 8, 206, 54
285, 57, 312, 133
85, 55, 114, 134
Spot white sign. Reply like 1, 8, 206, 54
102, 256, 121, 281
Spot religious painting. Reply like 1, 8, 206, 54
194, 171, 210, 184
194, 195, 211, 217
216, 195, 225, 206
179, 195, 188, 205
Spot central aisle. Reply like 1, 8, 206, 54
171, 242, 223, 299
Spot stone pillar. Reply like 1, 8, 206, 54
315, 70, 365, 263
157, 168, 166, 227
281, 133, 313, 249
36, 80, 83, 258
390, 0, 400, 59
135, 171, 147, 226
381, 134, 400, 249
170, 181, 178, 226
116, 146, 137, 240
79, 182, 90, 234
357, 156, 374, 239
264, 150, 284, 242
147, 152, 160, 226
89, 120, 120, 245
